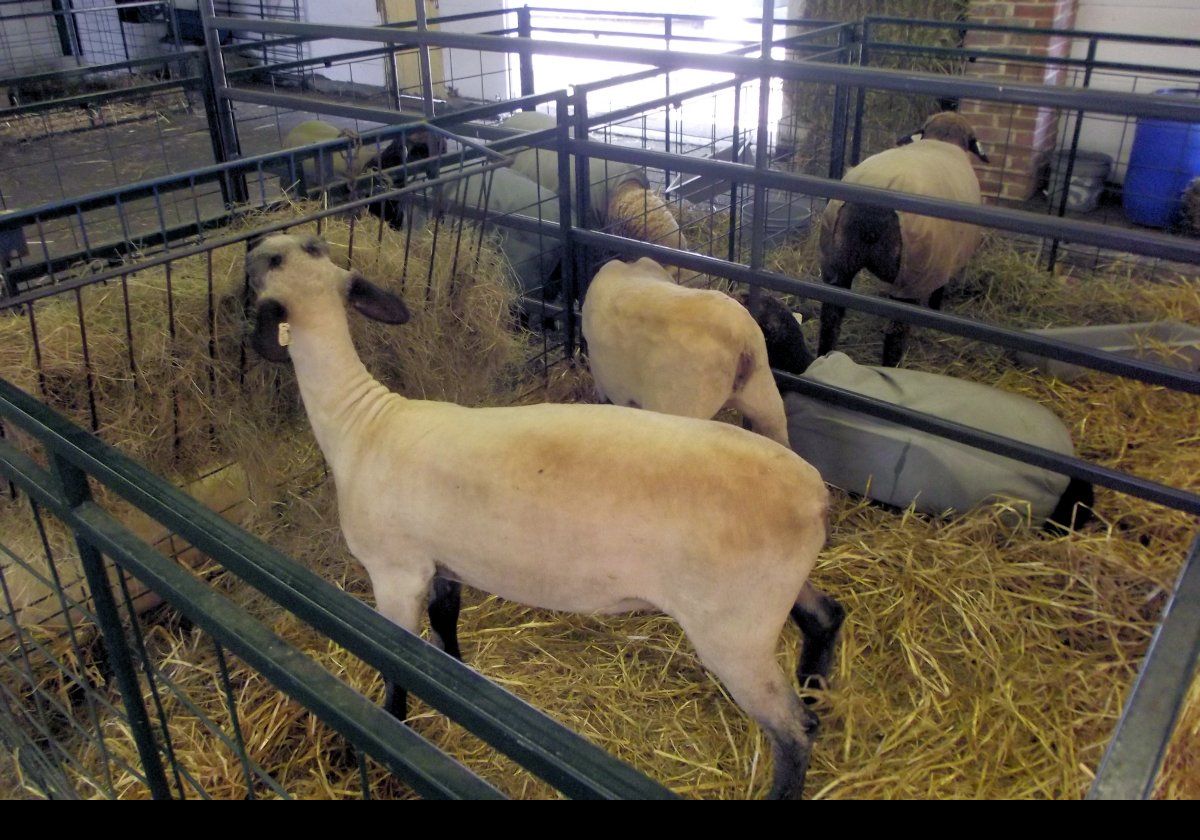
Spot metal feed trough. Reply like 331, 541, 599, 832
0, 3, 1197, 799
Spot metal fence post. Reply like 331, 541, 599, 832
747, 0, 775, 308
1046, 36, 1098, 272
828, 24, 854, 180
517, 5, 536, 104
414, 0, 436, 118
198, 0, 247, 204
555, 92, 576, 361
48, 453, 173, 800
570, 91, 592, 360
850, 18, 871, 167
663, 14, 672, 190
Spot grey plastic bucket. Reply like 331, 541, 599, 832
1047, 149, 1112, 213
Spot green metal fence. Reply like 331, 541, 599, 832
0, 376, 674, 799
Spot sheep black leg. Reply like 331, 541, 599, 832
817, 271, 855, 356
791, 583, 845, 703
428, 578, 463, 661
881, 297, 920, 367
1044, 477, 1095, 535
384, 681, 407, 721
928, 286, 946, 311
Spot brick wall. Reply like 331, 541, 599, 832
958, 0, 1078, 204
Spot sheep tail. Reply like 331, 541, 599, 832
839, 202, 897, 247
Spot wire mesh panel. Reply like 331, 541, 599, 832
0, 398, 666, 798
855, 18, 1200, 269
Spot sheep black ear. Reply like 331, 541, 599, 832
348, 274, 411, 324
250, 299, 292, 363
896, 130, 923, 146
968, 137, 990, 164
302, 236, 329, 258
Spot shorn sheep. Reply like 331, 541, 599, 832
583, 256, 790, 446
245, 234, 845, 799
743, 292, 1094, 532
498, 111, 689, 279
818, 111, 989, 366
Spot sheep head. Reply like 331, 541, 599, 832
898, 112, 990, 164
736, 291, 815, 376
244, 234, 410, 363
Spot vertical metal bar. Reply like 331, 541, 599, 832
1089, 535, 1200, 799
517, 5, 536, 104
747, 0, 775, 308
414, 0, 436, 118
727, 78, 742, 265
48, 453, 172, 800
850, 18, 870, 167
384, 43, 403, 112
555, 92, 576, 361
1047, 37, 1097, 273
663, 15, 672, 189
570, 91, 591, 360
212, 639, 256, 800
828, 24, 853, 180
198, 0, 246, 204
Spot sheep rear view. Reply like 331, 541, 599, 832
819, 111, 986, 367
583, 257, 790, 446
245, 234, 844, 799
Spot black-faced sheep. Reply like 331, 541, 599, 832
244, 234, 845, 800
743, 292, 1094, 532
818, 111, 989, 367
583, 257, 790, 446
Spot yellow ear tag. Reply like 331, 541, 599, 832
793, 313, 804, 327
277, 322, 291, 347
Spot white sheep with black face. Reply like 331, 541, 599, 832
818, 111, 989, 367
244, 233, 845, 800
583, 256, 790, 446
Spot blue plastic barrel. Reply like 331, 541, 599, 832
1123, 88, 1200, 228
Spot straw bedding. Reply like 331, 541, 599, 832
1, 210, 1198, 798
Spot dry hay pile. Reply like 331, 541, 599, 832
3, 214, 1200, 798
0, 88, 193, 144
783, 2, 969, 175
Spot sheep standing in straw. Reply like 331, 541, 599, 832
818, 112, 989, 366
245, 233, 845, 800
498, 111, 688, 278
583, 256, 790, 445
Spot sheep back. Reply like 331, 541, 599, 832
583, 258, 760, 410
821, 139, 983, 300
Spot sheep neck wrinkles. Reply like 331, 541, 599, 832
286, 306, 398, 469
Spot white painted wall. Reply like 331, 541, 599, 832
439, 0, 511, 102
0, 2, 66, 76
1066, 0, 1200, 181
302, 0, 389, 87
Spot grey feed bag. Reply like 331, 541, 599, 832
785, 352, 1074, 522
436, 166, 562, 297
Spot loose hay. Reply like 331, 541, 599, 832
2, 207, 1199, 798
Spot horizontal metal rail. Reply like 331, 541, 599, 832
0, 437, 503, 800
570, 139, 1200, 267
1089, 535, 1200, 800
866, 41, 1200, 83
0, 377, 675, 800
864, 14, 1200, 49
0, 76, 200, 119
0, 49, 204, 86
570, 228, 1200, 395
203, 16, 1200, 121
